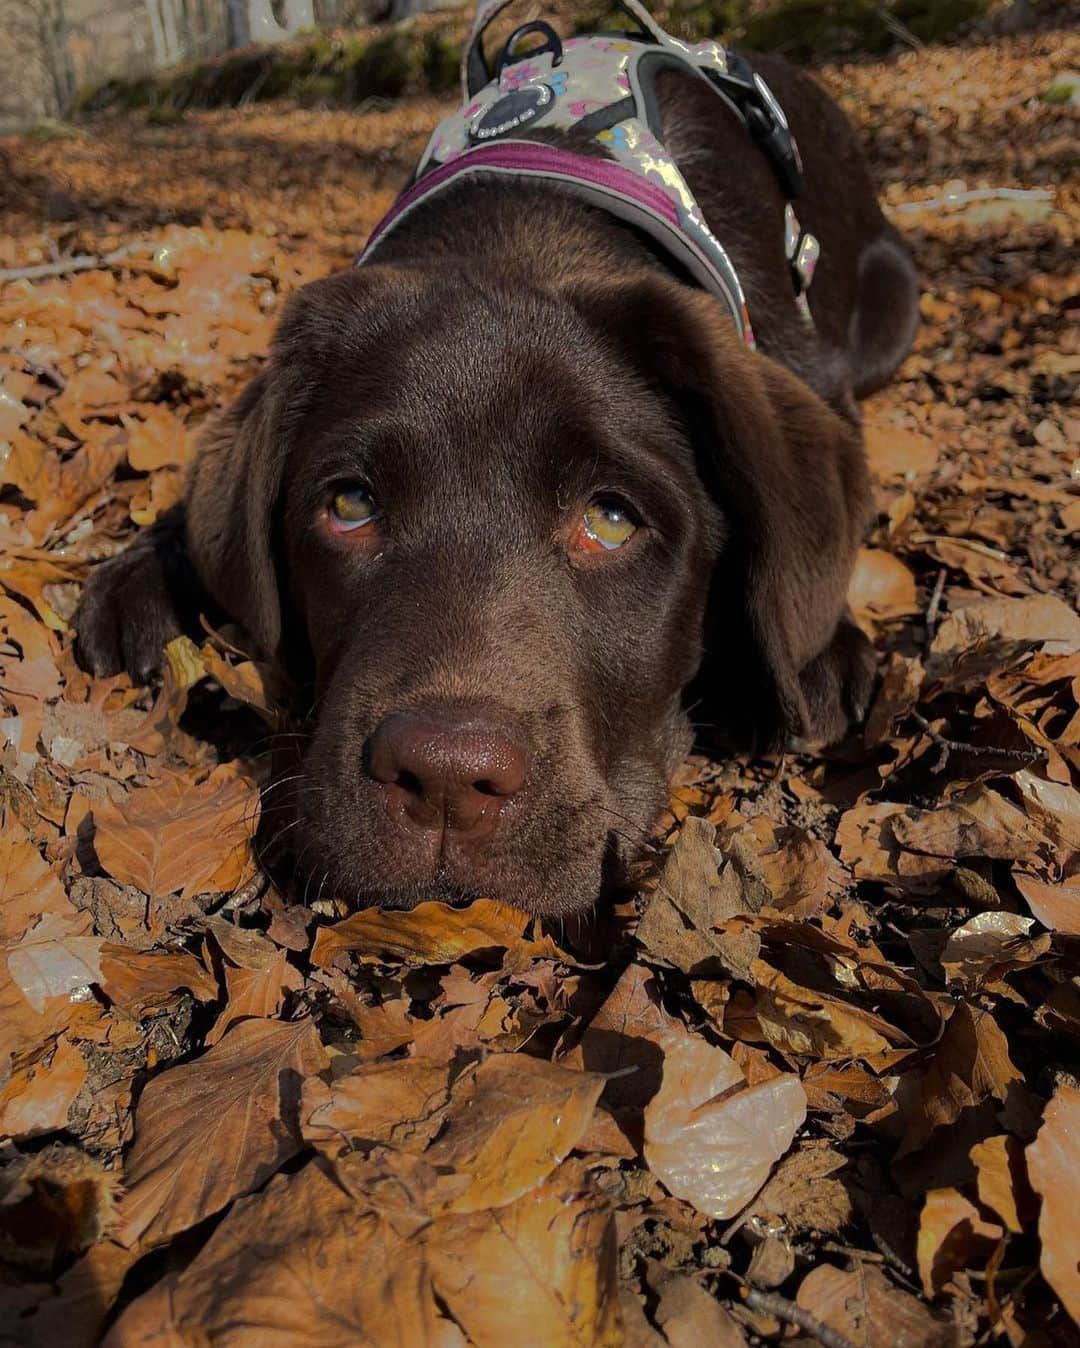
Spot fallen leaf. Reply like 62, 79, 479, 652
1014, 874, 1080, 935
970, 1134, 1036, 1234
644, 1034, 806, 1219
6, 910, 103, 1014
926, 594, 1080, 688
797, 1261, 955, 1347
112, 1016, 328, 1249
205, 946, 300, 1044
428, 1158, 622, 1348
644, 1265, 746, 1347
899, 1003, 1022, 1156
92, 763, 259, 901
424, 1054, 605, 1213
940, 912, 1050, 989
849, 547, 921, 623
311, 897, 528, 968
303, 1058, 452, 1152
0, 1036, 87, 1140
1026, 1082, 1080, 1323
863, 420, 939, 480
106, 1160, 463, 1348
917, 1187, 1003, 1299
97, 944, 219, 1014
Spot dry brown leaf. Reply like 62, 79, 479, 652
1014, 769, 1080, 855
106, 1161, 464, 1348
940, 912, 1050, 989
0, 819, 68, 940
1026, 1082, 1080, 1323
1014, 874, 1080, 935
122, 406, 195, 472
561, 961, 680, 1156
204, 947, 300, 1045
303, 1058, 452, 1151
899, 1003, 1022, 1157
112, 1016, 328, 1249
748, 959, 910, 1062
865, 652, 925, 747
797, 1261, 955, 1347
970, 1134, 1036, 1234
643, 1033, 806, 1219
926, 594, 1080, 688
97, 944, 219, 1014
917, 1187, 1003, 1299
863, 419, 940, 480
92, 762, 259, 901
0, 1035, 87, 1140
424, 1054, 605, 1213
428, 1158, 622, 1348
849, 547, 921, 623
311, 897, 528, 968
644, 1266, 746, 1347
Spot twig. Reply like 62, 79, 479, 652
911, 710, 1047, 775
740, 1286, 859, 1348
873, 2, 925, 50
0, 347, 66, 389
925, 566, 947, 644
0, 242, 145, 284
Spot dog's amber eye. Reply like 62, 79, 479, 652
328, 485, 380, 533
571, 497, 639, 554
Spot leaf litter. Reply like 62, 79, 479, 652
1, 17, 1080, 1348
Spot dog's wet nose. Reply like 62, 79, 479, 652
365, 711, 528, 838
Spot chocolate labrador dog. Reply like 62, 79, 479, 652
75, 22, 918, 916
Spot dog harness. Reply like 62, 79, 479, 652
358, 0, 820, 348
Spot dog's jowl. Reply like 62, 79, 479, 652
74, 0, 919, 916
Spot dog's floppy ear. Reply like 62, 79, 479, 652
185, 367, 284, 659
570, 273, 873, 746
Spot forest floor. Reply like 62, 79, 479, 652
0, 19, 1078, 1348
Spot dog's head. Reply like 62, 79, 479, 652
187, 264, 869, 915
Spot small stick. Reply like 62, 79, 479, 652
741, 1286, 859, 1348
925, 566, 947, 643
0, 242, 145, 284
910, 710, 1046, 775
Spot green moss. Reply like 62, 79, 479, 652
20, 118, 86, 140
740, 0, 992, 61
345, 29, 417, 101
145, 103, 186, 125
422, 28, 461, 94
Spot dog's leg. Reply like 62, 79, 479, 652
74, 504, 205, 681
794, 611, 877, 747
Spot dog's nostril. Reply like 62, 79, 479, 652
365, 709, 528, 837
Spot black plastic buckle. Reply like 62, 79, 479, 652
710, 54, 804, 200
495, 21, 564, 77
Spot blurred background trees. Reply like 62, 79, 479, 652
0, 0, 1048, 129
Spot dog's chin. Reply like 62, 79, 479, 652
277, 830, 616, 919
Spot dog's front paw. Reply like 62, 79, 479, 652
74, 539, 184, 682
796, 615, 876, 747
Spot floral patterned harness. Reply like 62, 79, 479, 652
359, 0, 820, 348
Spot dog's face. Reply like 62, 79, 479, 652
186, 266, 869, 915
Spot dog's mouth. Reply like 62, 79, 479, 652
256, 769, 646, 918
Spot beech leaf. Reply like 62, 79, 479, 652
112, 1017, 328, 1249
644, 1034, 806, 1219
